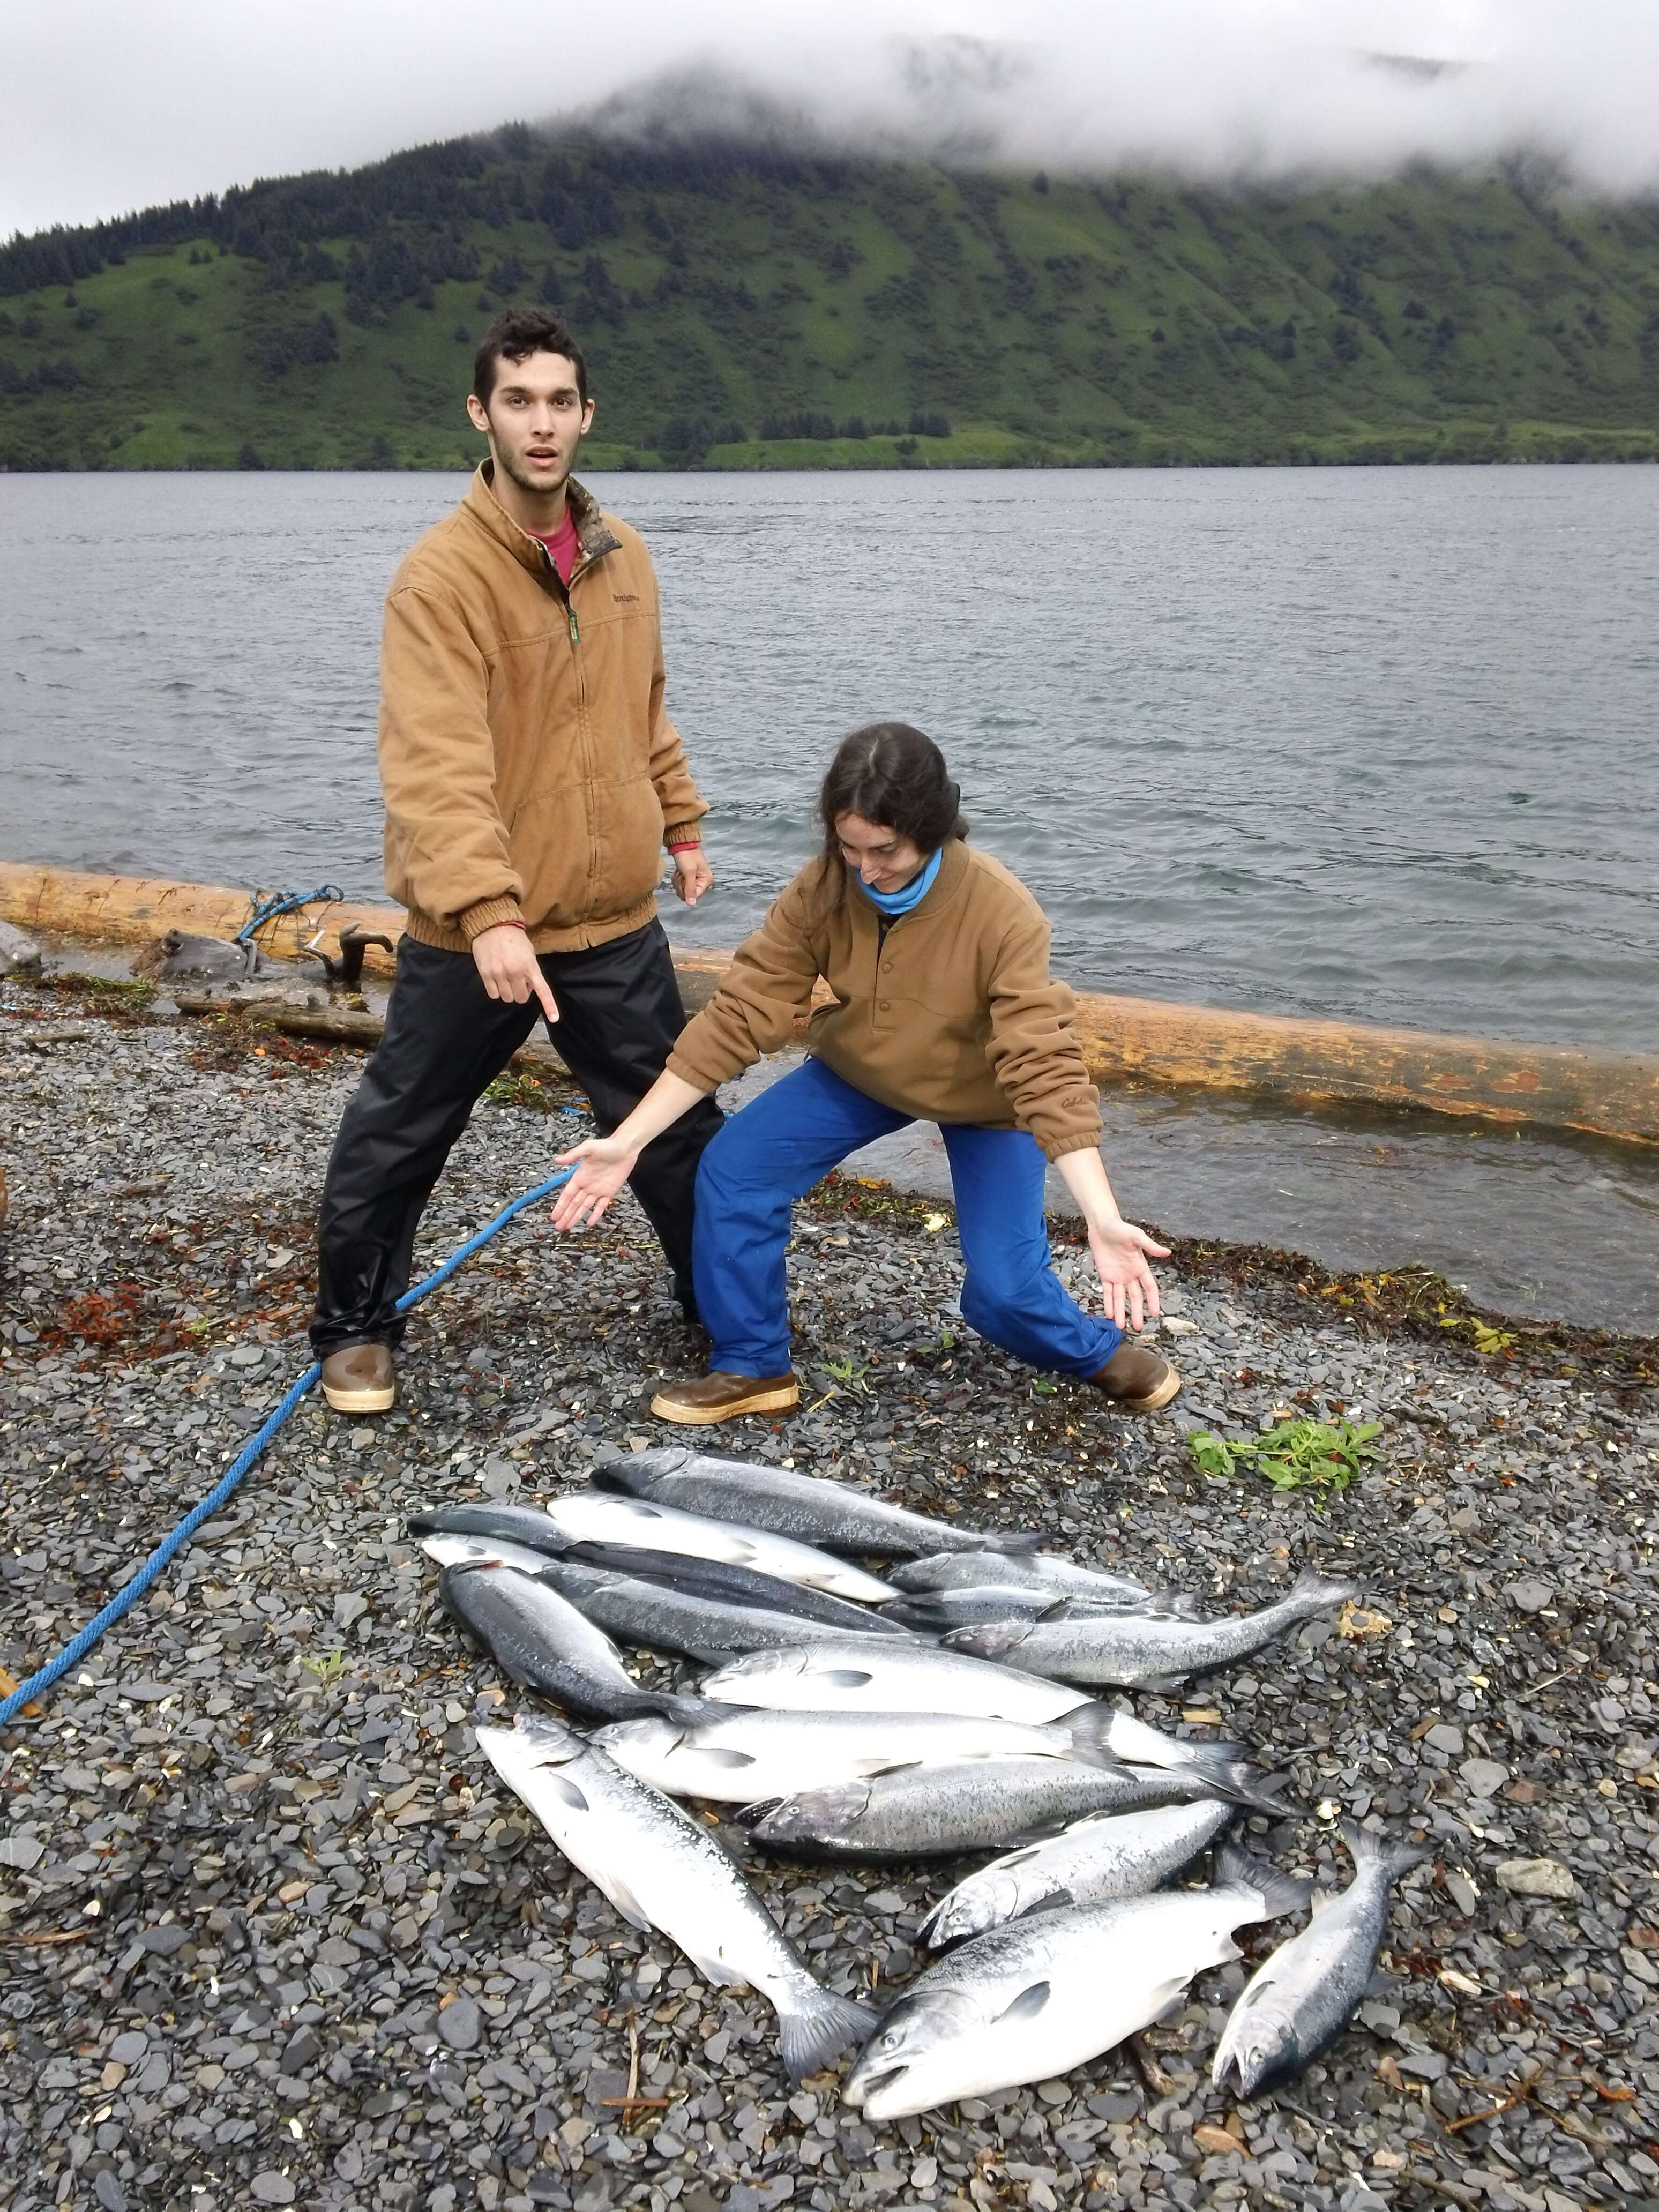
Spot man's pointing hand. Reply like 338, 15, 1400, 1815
472, 923, 558, 1024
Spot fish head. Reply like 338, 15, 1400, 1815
591, 1716, 682, 1760
1212, 1998, 1302, 2099
845, 1989, 986, 2120
700, 1647, 810, 1694
474, 1711, 587, 1791
742, 1780, 873, 1842
420, 1531, 556, 1575
940, 1623, 1032, 1662
920, 1872, 1027, 1949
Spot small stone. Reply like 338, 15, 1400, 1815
230, 1346, 266, 1369
437, 1995, 481, 2052
1496, 1857, 1576, 1900
281, 2026, 323, 2074
333, 1591, 368, 1628
0, 1834, 44, 1871
1424, 1724, 1464, 1755
141, 1923, 189, 1954
1460, 1758, 1509, 1799
1445, 1870, 1478, 1915
93, 2172, 127, 2212
250, 2178, 296, 2207
1448, 1507, 1479, 1533
1505, 1578, 1554, 1613
108, 2031, 149, 2065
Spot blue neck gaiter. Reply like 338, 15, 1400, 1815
856, 847, 942, 918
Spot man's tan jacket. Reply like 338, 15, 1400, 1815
379, 464, 706, 954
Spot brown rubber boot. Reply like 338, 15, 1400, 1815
322, 1342, 395, 1414
650, 1370, 801, 1425
1090, 1340, 1182, 1413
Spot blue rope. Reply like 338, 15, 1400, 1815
0, 1167, 574, 1729
235, 885, 346, 945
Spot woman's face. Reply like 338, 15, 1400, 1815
835, 812, 929, 893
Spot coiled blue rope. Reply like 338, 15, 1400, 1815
0, 1166, 574, 1729
235, 885, 346, 945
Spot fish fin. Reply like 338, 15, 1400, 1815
544, 1773, 589, 1811
943, 1625, 1026, 1661
819, 1668, 875, 1688
1139, 1590, 1208, 1621
656, 1691, 721, 1727
993, 1979, 1053, 2024
974, 1531, 1047, 1555
1056, 1704, 1131, 1767
1139, 1674, 1191, 1695
1184, 1748, 1290, 1818
777, 1989, 878, 2083
1289, 1566, 1361, 1609
1341, 1820, 1432, 1884
1011, 1892, 1075, 1923
1036, 1597, 1087, 1621
863, 1758, 927, 1778
699, 1748, 759, 1770
600, 1873, 653, 1932
733, 1797, 784, 1828
1213, 1842, 1313, 1922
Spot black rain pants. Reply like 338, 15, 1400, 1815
308, 920, 722, 1357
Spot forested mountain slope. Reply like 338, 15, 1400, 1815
3, 130, 1657, 469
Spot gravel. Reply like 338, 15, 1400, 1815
3, 973, 1657, 2212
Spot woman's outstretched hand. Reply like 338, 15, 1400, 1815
1085, 1215, 1170, 1334
551, 1134, 640, 1231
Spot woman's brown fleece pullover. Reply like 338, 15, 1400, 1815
668, 840, 1103, 1161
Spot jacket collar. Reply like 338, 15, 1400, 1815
847, 838, 969, 929
464, 462, 621, 578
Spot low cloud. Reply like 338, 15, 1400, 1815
4, 1, 1657, 241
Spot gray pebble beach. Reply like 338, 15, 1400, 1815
2, 973, 1656, 2212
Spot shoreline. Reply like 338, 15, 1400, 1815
2, 965, 1656, 2211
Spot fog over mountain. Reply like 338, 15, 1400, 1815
5, 1, 1657, 240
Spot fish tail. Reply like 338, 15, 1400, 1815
1342, 1820, 1432, 1884
654, 1690, 721, 1727
1058, 1702, 1131, 1766
1190, 1750, 1291, 1818
1213, 1841, 1314, 1922
1288, 1566, 1361, 1610
777, 1985, 878, 2082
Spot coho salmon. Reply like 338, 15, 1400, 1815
918, 1798, 1239, 1946
844, 1845, 1310, 2118
590, 1701, 1132, 1804
741, 1752, 1275, 1861
477, 1713, 874, 2081
1212, 1822, 1429, 2097
595, 1447, 1042, 1558
947, 1566, 1358, 1689
438, 1563, 704, 1724
698, 1639, 1095, 1723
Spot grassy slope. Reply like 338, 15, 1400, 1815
3, 145, 1658, 469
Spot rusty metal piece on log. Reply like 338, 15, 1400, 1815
5, 862, 1657, 1146
0, 861, 404, 979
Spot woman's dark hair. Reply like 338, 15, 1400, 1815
816, 723, 968, 894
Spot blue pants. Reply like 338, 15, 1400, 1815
692, 1057, 1123, 1381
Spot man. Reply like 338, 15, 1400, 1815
309, 306, 723, 1413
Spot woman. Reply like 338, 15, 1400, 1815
551, 722, 1179, 1424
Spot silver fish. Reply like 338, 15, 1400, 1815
844, 1844, 1311, 2119
918, 1798, 1239, 1946
947, 1566, 1358, 1689
1212, 1823, 1429, 2097
590, 1701, 1133, 1804
595, 1447, 1042, 1558
530, 1558, 908, 1668
887, 1552, 1151, 1602
438, 1563, 704, 1724
554, 1543, 908, 1635
477, 1713, 874, 2081
885, 1587, 1204, 1634
741, 1752, 1275, 1861
698, 1639, 1094, 1724
411, 1493, 891, 1603
420, 1529, 573, 1578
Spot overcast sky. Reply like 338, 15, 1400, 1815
6, 1, 1656, 241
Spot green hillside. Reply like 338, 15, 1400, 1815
3, 131, 1658, 469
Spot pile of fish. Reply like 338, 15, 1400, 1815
411, 1447, 1426, 2108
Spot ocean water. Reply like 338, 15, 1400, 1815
2, 465, 1656, 1328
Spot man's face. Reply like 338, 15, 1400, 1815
467, 350, 595, 500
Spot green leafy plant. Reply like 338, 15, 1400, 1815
1189, 1417, 1382, 1507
